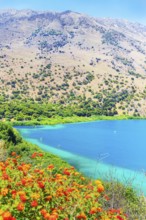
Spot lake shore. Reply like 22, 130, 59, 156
9, 115, 146, 126
17, 120, 146, 196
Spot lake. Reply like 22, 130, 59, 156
16, 120, 146, 194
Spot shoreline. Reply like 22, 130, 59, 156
18, 126, 146, 196
8, 115, 146, 126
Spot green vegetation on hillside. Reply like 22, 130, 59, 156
0, 99, 143, 126
0, 97, 118, 120
1, 10, 146, 117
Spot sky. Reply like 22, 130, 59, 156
0, 0, 146, 25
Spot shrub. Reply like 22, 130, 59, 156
0, 153, 127, 220
0, 122, 22, 145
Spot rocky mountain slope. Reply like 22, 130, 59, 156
1, 9, 146, 116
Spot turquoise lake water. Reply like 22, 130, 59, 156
16, 120, 146, 194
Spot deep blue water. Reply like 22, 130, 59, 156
16, 120, 146, 193
16, 120, 146, 171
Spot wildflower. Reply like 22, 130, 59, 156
11, 152, 16, 156
109, 208, 120, 214
2, 211, 15, 220
55, 174, 62, 180
89, 207, 97, 214
80, 177, 85, 180
21, 178, 27, 186
2, 173, 9, 180
46, 195, 52, 201
38, 181, 45, 189
97, 184, 104, 193
85, 194, 91, 199
95, 180, 102, 185
12, 158, 17, 164
31, 193, 40, 200
20, 195, 27, 203
39, 169, 44, 174
47, 164, 54, 170
31, 152, 37, 158
43, 213, 50, 219
2, 211, 11, 220
117, 216, 124, 220
63, 168, 71, 176
34, 168, 40, 173
76, 212, 87, 219
18, 165, 23, 171
31, 200, 38, 207
17, 203, 25, 211
74, 172, 80, 176
40, 209, 47, 216
48, 215, 58, 220
1, 188, 8, 196
0, 162, 4, 171
11, 190, 17, 199
97, 207, 102, 212
18, 191, 26, 196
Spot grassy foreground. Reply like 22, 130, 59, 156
1, 122, 146, 219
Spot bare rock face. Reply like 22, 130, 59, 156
0, 9, 146, 116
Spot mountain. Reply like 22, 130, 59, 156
1, 9, 146, 116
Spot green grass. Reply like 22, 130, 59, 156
9, 114, 146, 126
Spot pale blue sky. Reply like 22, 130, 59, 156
0, 0, 146, 25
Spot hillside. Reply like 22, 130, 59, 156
1, 9, 146, 116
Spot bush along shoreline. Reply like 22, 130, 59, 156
0, 99, 145, 127
6, 115, 146, 127
0, 122, 146, 219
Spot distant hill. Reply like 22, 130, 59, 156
1, 9, 146, 116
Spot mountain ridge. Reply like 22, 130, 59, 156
0, 9, 146, 116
